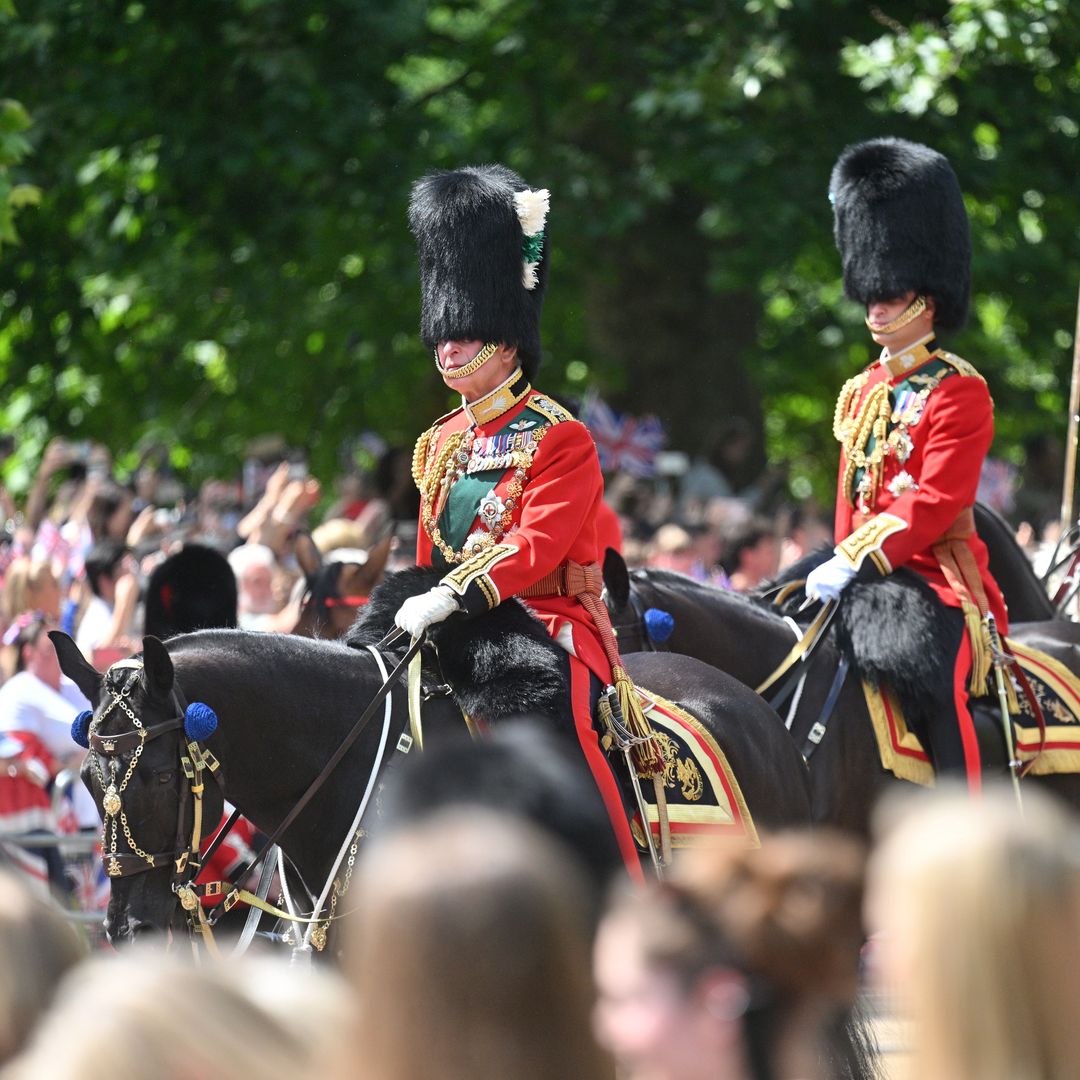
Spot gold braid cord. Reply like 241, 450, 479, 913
413, 421, 549, 566
834, 375, 892, 507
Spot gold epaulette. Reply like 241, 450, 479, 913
527, 392, 575, 426
938, 351, 985, 383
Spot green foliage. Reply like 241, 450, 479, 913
0, 96, 39, 250
0, 0, 1076, 502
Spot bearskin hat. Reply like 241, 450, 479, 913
144, 544, 238, 639
829, 138, 971, 333
409, 164, 550, 380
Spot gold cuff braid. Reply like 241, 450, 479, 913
836, 513, 907, 574
440, 543, 516, 609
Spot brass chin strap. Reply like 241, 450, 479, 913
865, 294, 927, 335
435, 341, 498, 380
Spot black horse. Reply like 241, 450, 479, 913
972, 502, 1056, 622
51, 608, 811, 946
604, 550, 1080, 834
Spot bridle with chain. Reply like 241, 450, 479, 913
87, 658, 222, 928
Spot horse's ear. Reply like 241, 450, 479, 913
49, 632, 103, 706
141, 636, 174, 700
602, 547, 630, 611
294, 531, 323, 579
360, 535, 393, 590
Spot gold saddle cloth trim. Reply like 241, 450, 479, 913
628, 689, 759, 850
864, 638, 1080, 786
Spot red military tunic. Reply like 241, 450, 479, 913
412, 369, 642, 873
831, 334, 1008, 786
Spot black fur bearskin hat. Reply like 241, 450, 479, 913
408, 164, 550, 380
830, 138, 971, 334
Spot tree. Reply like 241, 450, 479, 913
0, 0, 1076, 502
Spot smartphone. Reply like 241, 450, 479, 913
287, 458, 308, 483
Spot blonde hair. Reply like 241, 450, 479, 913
0, 559, 58, 623
343, 810, 611, 1080
868, 784, 1080, 1080
0, 871, 85, 1064
5, 952, 316, 1080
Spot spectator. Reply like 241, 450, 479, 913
867, 784, 1080, 1080
777, 504, 833, 572
721, 518, 780, 593
648, 524, 697, 574
0, 869, 85, 1065
228, 544, 281, 630
379, 721, 624, 923
0, 612, 89, 767
595, 829, 869, 1080
594, 880, 755, 1080
0, 612, 95, 887
5, 953, 321, 1080
344, 810, 612, 1080
75, 540, 137, 657
144, 544, 237, 639
85, 480, 133, 547
0, 559, 62, 627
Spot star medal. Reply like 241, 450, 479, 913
478, 492, 507, 531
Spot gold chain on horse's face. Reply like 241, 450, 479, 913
90, 672, 157, 876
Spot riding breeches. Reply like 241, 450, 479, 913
553, 652, 646, 881
908, 606, 985, 792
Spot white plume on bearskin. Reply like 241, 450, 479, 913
513, 187, 549, 237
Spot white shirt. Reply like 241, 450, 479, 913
0, 672, 90, 760
76, 595, 113, 654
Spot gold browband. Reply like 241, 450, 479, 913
865, 294, 927, 335
436, 341, 498, 380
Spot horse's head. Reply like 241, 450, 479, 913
294, 532, 392, 638
600, 548, 676, 653
51, 632, 225, 946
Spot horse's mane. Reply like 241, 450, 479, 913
635, 567, 794, 630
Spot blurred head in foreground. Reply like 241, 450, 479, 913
5, 950, 345, 1080
594, 829, 867, 1080
0, 869, 85, 1065
344, 809, 612, 1080
868, 783, 1080, 1080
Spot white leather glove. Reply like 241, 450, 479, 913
394, 585, 460, 638
804, 555, 857, 604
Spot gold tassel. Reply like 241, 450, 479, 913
965, 601, 992, 697
613, 666, 664, 778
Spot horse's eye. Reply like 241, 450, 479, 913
156, 771, 174, 785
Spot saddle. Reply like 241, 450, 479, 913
772, 553, 1080, 783
349, 569, 758, 850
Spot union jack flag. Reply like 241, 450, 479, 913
580, 393, 666, 478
